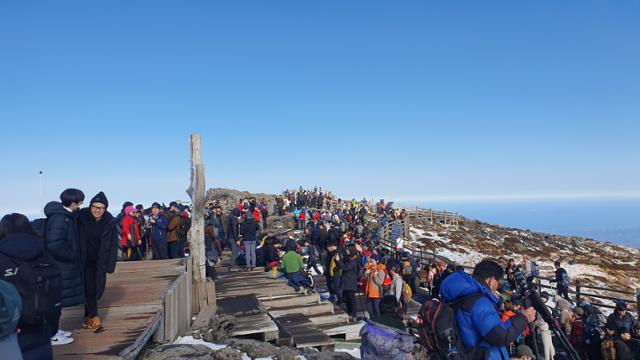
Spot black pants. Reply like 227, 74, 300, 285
84, 261, 98, 318
153, 242, 168, 260
342, 290, 357, 318
558, 286, 570, 301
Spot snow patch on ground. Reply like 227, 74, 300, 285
174, 336, 227, 350
336, 348, 361, 359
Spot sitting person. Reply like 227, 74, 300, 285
277, 243, 312, 294
360, 295, 413, 359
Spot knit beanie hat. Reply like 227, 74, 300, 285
125, 205, 136, 216
90, 191, 109, 209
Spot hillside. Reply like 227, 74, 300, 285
405, 216, 640, 309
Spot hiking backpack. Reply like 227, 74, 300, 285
178, 216, 191, 240
4, 253, 62, 325
401, 260, 413, 277
401, 280, 413, 304
583, 308, 606, 345
417, 295, 486, 360
560, 269, 570, 288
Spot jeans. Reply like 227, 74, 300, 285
244, 241, 256, 268
366, 298, 381, 319
168, 242, 181, 259
230, 240, 240, 267
285, 272, 311, 292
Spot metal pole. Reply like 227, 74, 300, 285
38, 170, 43, 215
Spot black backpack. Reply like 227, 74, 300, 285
417, 295, 488, 360
5, 253, 63, 325
179, 216, 191, 240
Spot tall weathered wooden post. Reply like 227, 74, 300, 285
186, 134, 215, 313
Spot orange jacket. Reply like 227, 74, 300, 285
365, 264, 387, 299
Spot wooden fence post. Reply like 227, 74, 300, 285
186, 134, 212, 313
636, 288, 640, 319
575, 279, 581, 305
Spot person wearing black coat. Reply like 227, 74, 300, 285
335, 245, 360, 318
0, 213, 58, 360
44, 188, 85, 345
240, 212, 260, 270
77, 192, 118, 333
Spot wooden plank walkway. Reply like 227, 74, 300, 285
273, 313, 335, 350
54, 259, 188, 359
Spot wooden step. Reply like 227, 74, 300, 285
261, 293, 321, 308
273, 313, 335, 350
269, 302, 335, 318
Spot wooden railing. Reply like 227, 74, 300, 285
408, 207, 461, 226
377, 221, 640, 314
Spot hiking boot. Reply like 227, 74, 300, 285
83, 316, 104, 333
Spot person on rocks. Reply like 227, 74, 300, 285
335, 244, 360, 318
166, 206, 182, 259
77, 192, 118, 333
120, 205, 142, 261
44, 188, 85, 346
0, 213, 60, 359
359, 295, 414, 360
440, 259, 537, 360
149, 203, 169, 260
240, 210, 259, 271
277, 243, 312, 293
364, 255, 386, 320
607, 301, 635, 335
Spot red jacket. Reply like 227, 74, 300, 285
121, 215, 140, 248
570, 319, 585, 348
253, 208, 261, 223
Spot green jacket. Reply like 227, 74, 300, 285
278, 251, 304, 274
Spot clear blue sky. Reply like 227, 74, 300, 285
1, 0, 639, 216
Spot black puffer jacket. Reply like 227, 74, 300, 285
77, 208, 118, 300
44, 201, 84, 307
0, 233, 58, 353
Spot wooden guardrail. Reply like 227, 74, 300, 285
408, 207, 461, 226
377, 221, 640, 314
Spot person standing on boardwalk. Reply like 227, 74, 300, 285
551, 261, 571, 301
166, 205, 182, 259
44, 188, 85, 346
120, 206, 142, 261
149, 203, 169, 260
240, 210, 259, 271
77, 192, 118, 333
0, 213, 61, 360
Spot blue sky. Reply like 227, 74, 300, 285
1, 0, 639, 216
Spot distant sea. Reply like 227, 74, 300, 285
398, 199, 640, 248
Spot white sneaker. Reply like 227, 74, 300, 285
58, 329, 72, 338
51, 334, 74, 346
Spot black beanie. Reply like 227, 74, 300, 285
90, 191, 109, 209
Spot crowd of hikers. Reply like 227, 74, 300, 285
1, 186, 639, 360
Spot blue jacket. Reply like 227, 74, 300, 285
440, 271, 527, 360
44, 201, 84, 307
151, 214, 169, 243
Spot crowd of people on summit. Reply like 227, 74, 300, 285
0, 186, 638, 360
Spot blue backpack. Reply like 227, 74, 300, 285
560, 270, 570, 287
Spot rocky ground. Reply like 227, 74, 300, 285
407, 216, 640, 309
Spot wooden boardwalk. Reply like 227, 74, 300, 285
53, 259, 190, 360
215, 256, 362, 349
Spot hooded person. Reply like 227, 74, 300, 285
0, 213, 60, 359
44, 188, 85, 345
77, 191, 118, 333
